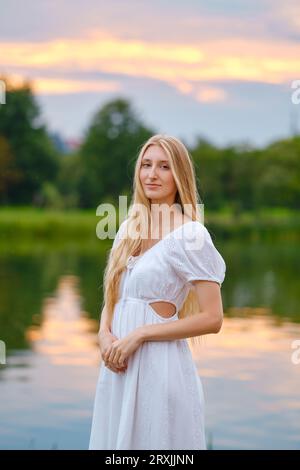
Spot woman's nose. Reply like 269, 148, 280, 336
149, 166, 158, 177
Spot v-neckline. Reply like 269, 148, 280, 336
127, 220, 197, 267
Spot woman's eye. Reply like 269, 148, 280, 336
142, 164, 169, 169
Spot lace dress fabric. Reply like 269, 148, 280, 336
88, 219, 226, 450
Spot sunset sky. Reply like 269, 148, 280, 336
1, 0, 300, 147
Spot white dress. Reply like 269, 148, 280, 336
89, 220, 226, 450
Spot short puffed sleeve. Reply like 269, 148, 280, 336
170, 222, 226, 287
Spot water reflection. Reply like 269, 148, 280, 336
27, 276, 99, 366
0, 275, 100, 450
189, 314, 300, 449
0, 239, 300, 449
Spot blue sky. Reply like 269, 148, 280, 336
1, 0, 299, 147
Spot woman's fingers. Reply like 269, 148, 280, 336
104, 359, 127, 374
105, 363, 119, 373
102, 341, 128, 373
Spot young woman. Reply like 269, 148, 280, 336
89, 134, 226, 450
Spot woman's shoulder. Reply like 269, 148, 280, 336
167, 219, 226, 286
169, 220, 223, 263
171, 219, 207, 242
116, 216, 209, 245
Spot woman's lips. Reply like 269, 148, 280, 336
146, 184, 161, 188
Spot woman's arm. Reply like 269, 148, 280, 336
104, 280, 223, 366
139, 280, 223, 342
104, 281, 224, 368
98, 306, 128, 373
98, 304, 112, 335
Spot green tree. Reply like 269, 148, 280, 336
0, 77, 59, 204
0, 136, 22, 204
56, 151, 82, 208
78, 97, 154, 207
191, 137, 225, 210
255, 137, 300, 209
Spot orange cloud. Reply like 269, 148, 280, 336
195, 86, 227, 103
1, 31, 299, 99
3, 73, 121, 94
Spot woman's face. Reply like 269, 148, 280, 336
139, 145, 178, 206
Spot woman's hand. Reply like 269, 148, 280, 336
98, 330, 128, 374
103, 329, 144, 369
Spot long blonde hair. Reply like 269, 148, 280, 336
102, 134, 205, 346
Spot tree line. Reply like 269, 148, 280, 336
0, 78, 299, 211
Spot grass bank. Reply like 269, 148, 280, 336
0, 206, 299, 245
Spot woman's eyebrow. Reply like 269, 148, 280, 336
142, 158, 169, 163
